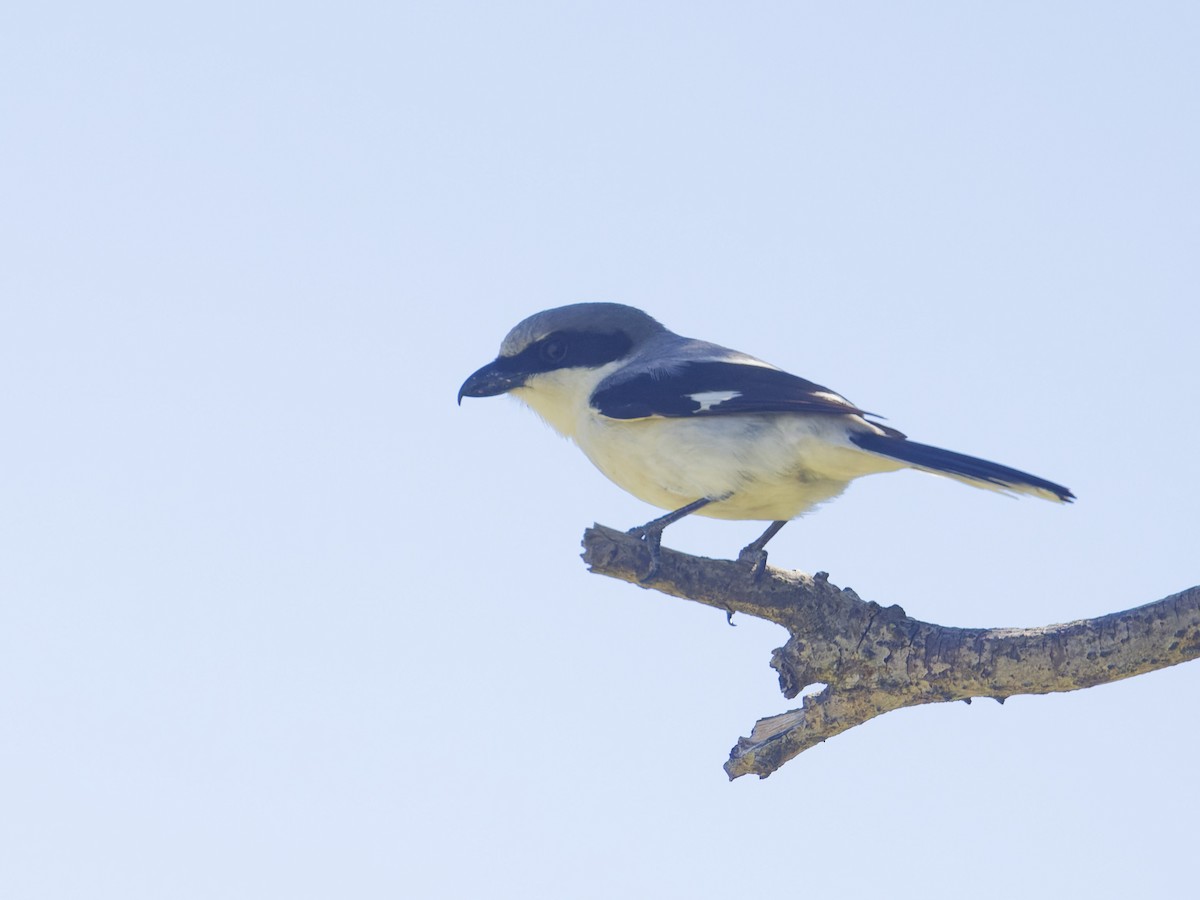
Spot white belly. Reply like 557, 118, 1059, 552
572, 412, 901, 521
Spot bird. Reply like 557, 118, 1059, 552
458, 302, 1073, 577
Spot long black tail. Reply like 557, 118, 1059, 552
849, 432, 1074, 503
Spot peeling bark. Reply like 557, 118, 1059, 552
581, 524, 1200, 780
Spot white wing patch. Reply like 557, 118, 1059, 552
687, 390, 742, 412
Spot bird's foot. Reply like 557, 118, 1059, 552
622, 496, 730, 581
736, 545, 771, 582
626, 524, 665, 582
735, 520, 787, 583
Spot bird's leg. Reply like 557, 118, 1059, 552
626, 496, 720, 581
738, 520, 788, 580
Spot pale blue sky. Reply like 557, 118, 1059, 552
2, 3, 1198, 897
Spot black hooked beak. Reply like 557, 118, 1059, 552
457, 359, 527, 405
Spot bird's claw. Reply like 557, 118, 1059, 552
737, 546, 770, 582
627, 525, 664, 582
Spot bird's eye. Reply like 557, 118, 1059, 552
539, 337, 568, 364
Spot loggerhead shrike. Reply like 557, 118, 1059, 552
458, 303, 1073, 574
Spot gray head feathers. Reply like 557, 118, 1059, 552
499, 303, 665, 357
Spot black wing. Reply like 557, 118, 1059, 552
591, 360, 869, 420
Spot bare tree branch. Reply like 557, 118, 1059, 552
581, 523, 1200, 780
